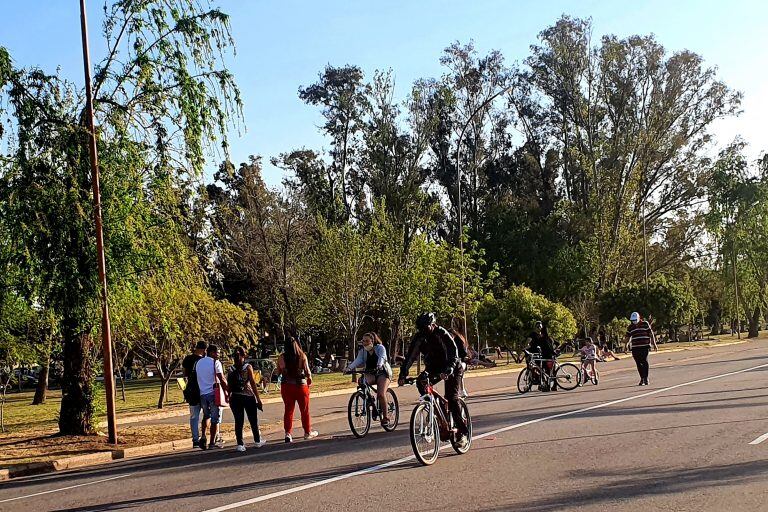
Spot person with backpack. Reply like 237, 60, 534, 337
182, 341, 206, 448
228, 347, 266, 452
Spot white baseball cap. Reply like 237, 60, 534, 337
630, 312, 640, 323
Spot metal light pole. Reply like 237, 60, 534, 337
80, 0, 117, 444
455, 85, 512, 348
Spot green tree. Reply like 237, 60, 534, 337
0, 1, 241, 434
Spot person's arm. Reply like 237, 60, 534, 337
246, 366, 263, 405
303, 355, 312, 385
649, 323, 659, 351
374, 345, 387, 369
276, 354, 285, 376
398, 335, 422, 384
182, 358, 190, 378
346, 349, 366, 371
215, 360, 229, 393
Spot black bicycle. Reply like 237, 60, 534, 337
346, 371, 399, 438
517, 350, 580, 393
404, 372, 472, 466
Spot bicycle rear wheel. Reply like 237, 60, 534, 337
555, 363, 581, 391
347, 391, 371, 438
450, 400, 472, 455
517, 368, 533, 394
410, 403, 439, 465
381, 388, 399, 432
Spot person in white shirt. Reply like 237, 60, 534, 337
580, 337, 598, 384
196, 344, 229, 449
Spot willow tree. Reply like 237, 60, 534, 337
0, 1, 241, 435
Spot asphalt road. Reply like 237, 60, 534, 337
2, 339, 768, 512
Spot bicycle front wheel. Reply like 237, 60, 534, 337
555, 363, 581, 391
517, 368, 533, 394
450, 400, 472, 455
410, 403, 439, 465
381, 388, 400, 432
348, 391, 371, 438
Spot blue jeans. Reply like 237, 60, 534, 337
189, 404, 201, 442
200, 393, 220, 424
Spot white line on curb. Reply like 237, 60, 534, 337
201, 360, 768, 512
749, 432, 768, 445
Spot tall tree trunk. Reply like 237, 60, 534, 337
58, 316, 95, 435
32, 360, 49, 405
748, 307, 760, 338
157, 376, 169, 409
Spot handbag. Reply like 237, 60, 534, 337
214, 381, 229, 408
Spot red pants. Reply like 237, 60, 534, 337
281, 383, 311, 434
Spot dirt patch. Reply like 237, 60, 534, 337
0, 424, 233, 470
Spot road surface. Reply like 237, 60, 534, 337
2, 339, 768, 511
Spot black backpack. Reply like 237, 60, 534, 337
227, 364, 247, 394
183, 358, 201, 405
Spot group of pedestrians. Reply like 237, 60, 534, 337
182, 338, 318, 453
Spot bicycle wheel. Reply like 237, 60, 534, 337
347, 391, 371, 438
410, 403, 439, 465
450, 400, 472, 455
381, 388, 400, 432
517, 368, 533, 394
554, 363, 581, 391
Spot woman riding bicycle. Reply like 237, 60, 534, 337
344, 332, 392, 425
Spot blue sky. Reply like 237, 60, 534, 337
2, 1, 766, 186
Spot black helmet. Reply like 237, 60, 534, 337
416, 312, 436, 330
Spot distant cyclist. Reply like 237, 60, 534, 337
398, 313, 469, 449
623, 312, 658, 386
527, 321, 558, 391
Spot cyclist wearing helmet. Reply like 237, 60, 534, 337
398, 313, 469, 448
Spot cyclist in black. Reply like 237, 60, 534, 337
398, 313, 469, 448
526, 321, 558, 391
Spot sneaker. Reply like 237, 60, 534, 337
254, 440, 267, 448
198, 438, 208, 450
456, 434, 469, 450
304, 430, 319, 440
235, 444, 246, 452
212, 439, 225, 448
284, 433, 292, 443
192, 439, 199, 449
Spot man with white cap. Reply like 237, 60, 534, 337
623, 312, 658, 386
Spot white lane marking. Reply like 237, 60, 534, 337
749, 432, 768, 445
0, 474, 130, 504
202, 360, 768, 512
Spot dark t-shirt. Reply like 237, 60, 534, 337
529, 332, 555, 358
182, 354, 202, 376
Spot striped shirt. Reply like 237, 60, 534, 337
626, 320, 654, 348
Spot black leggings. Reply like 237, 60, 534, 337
230, 394, 261, 445
631, 347, 650, 381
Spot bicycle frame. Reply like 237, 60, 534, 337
352, 372, 384, 416
416, 379, 454, 433
527, 353, 559, 386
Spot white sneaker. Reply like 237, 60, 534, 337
304, 430, 319, 440
235, 444, 246, 452
254, 440, 267, 448
284, 433, 292, 443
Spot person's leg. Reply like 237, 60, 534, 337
444, 374, 468, 435
230, 394, 245, 447
199, 394, 213, 447
281, 383, 296, 436
189, 404, 201, 444
631, 348, 644, 383
243, 395, 261, 443
640, 347, 650, 383
375, 374, 390, 422
296, 384, 313, 435
209, 399, 221, 446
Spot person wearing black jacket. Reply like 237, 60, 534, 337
398, 313, 469, 448
527, 322, 558, 391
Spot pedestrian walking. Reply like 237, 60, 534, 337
624, 312, 658, 386
196, 344, 229, 449
228, 347, 265, 452
182, 341, 206, 448
277, 337, 318, 443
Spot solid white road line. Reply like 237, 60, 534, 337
0, 474, 130, 504
202, 360, 768, 512
749, 432, 768, 445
